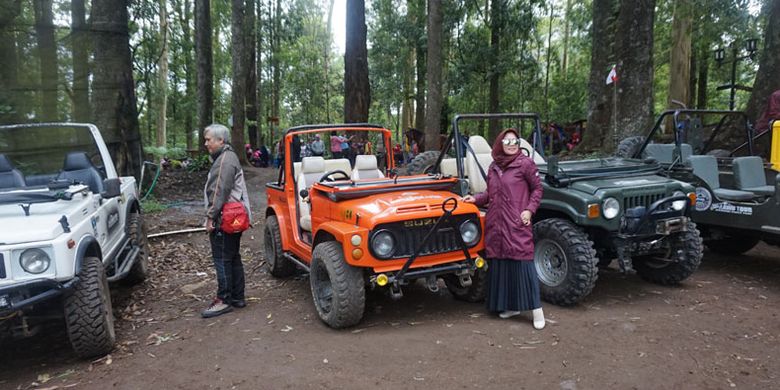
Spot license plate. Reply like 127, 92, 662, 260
0, 294, 9, 310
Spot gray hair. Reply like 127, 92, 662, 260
204, 123, 231, 143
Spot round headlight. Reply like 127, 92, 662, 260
602, 197, 620, 219
371, 230, 396, 258
672, 191, 686, 211
20, 248, 51, 274
459, 220, 480, 246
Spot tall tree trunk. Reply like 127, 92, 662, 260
488, 0, 504, 140
0, 0, 22, 124
424, 0, 443, 151
324, 0, 335, 123
696, 43, 708, 109
562, 0, 572, 78
256, 0, 264, 144
156, 0, 169, 148
613, 0, 655, 146
746, 0, 780, 127
33, 0, 58, 121
401, 50, 414, 137
231, 0, 248, 161
413, 0, 426, 135
271, 0, 280, 143
668, 0, 692, 109
71, 0, 90, 122
344, 0, 370, 124
688, 47, 697, 107
246, 0, 258, 148
542, 2, 553, 128
581, 0, 617, 152
195, 0, 213, 150
91, 0, 143, 179
180, 0, 195, 151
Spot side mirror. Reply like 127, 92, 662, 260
101, 178, 121, 198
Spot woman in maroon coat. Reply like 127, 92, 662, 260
463, 128, 545, 329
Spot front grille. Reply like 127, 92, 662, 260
371, 214, 478, 259
0, 254, 5, 279
622, 188, 668, 210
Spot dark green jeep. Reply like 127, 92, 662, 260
408, 113, 703, 305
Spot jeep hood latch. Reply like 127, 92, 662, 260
19, 203, 31, 216
59, 215, 71, 233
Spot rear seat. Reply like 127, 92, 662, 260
324, 158, 352, 178
643, 143, 692, 164
733, 156, 775, 196
440, 158, 462, 177
351, 155, 384, 180
0, 154, 25, 189
465, 136, 493, 194
688, 155, 754, 201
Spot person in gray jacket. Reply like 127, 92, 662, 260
202, 124, 252, 318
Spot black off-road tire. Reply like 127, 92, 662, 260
635, 222, 703, 285
65, 257, 116, 358
615, 136, 645, 159
124, 212, 149, 285
265, 215, 295, 277
444, 268, 488, 303
533, 218, 599, 306
705, 234, 760, 255
406, 151, 441, 175
309, 241, 365, 328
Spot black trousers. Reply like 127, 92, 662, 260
209, 230, 245, 303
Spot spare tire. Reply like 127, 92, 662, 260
406, 151, 441, 176
616, 136, 645, 159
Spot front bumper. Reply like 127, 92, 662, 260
369, 257, 483, 287
0, 278, 78, 316
618, 194, 691, 237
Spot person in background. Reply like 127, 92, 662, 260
201, 124, 252, 318
463, 128, 546, 330
292, 135, 302, 162
756, 89, 780, 133
330, 131, 345, 159
259, 144, 270, 167
310, 134, 325, 157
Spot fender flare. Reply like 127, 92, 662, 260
266, 205, 291, 249
74, 235, 102, 275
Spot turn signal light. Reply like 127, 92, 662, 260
376, 273, 389, 286
687, 192, 697, 205
587, 204, 600, 219
351, 248, 363, 260
475, 256, 486, 269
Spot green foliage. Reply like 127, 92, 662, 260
187, 154, 211, 172
145, 146, 188, 160
141, 197, 168, 214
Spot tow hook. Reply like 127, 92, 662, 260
389, 283, 403, 300
459, 274, 473, 287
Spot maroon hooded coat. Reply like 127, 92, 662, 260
757, 90, 780, 132
473, 153, 543, 261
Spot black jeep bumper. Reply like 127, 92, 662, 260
371, 258, 480, 286
618, 194, 691, 237
0, 278, 79, 315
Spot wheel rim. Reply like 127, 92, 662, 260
312, 260, 333, 314
535, 239, 568, 286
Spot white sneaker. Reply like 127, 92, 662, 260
532, 308, 546, 330
499, 310, 522, 319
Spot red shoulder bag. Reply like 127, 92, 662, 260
220, 202, 250, 233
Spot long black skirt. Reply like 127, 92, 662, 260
486, 258, 542, 313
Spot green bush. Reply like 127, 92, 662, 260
141, 197, 168, 214
187, 154, 211, 172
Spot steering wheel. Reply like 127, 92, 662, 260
319, 170, 350, 182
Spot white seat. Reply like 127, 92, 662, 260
440, 158, 462, 177
293, 162, 302, 180
351, 155, 384, 180
297, 157, 327, 231
465, 136, 494, 194
519, 138, 546, 165
324, 158, 352, 179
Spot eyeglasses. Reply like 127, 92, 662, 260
501, 138, 520, 146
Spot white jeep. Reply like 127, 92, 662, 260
0, 123, 148, 358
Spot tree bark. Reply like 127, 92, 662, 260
246, 0, 258, 149
156, 0, 169, 148
413, 0, 426, 136
71, 0, 90, 122
668, 0, 692, 110
324, 0, 335, 124
561, 0, 572, 78
0, 0, 22, 124
231, 0, 248, 161
746, 0, 780, 127
696, 43, 708, 109
344, 0, 371, 124
271, 0, 280, 143
613, 0, 655, 145
179, 0, 195, 151
91, 0, 143, 179
581, 0, 616, 151
424, 0, 443, 151
33, 0, 58, 121
195, 0, 213, 150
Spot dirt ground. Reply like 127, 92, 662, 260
2, 167, 780, 389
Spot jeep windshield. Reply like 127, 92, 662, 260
640, 110, 754, 157
0, 123, 106, 189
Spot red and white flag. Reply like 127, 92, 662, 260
606, 65, 618, 85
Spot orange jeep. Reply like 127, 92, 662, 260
264, 124, 486, 328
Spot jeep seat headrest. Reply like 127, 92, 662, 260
63, 152, 95, 171
355, 154, 378, 170
0, 154, 15, 172
302, 156, 326, 173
